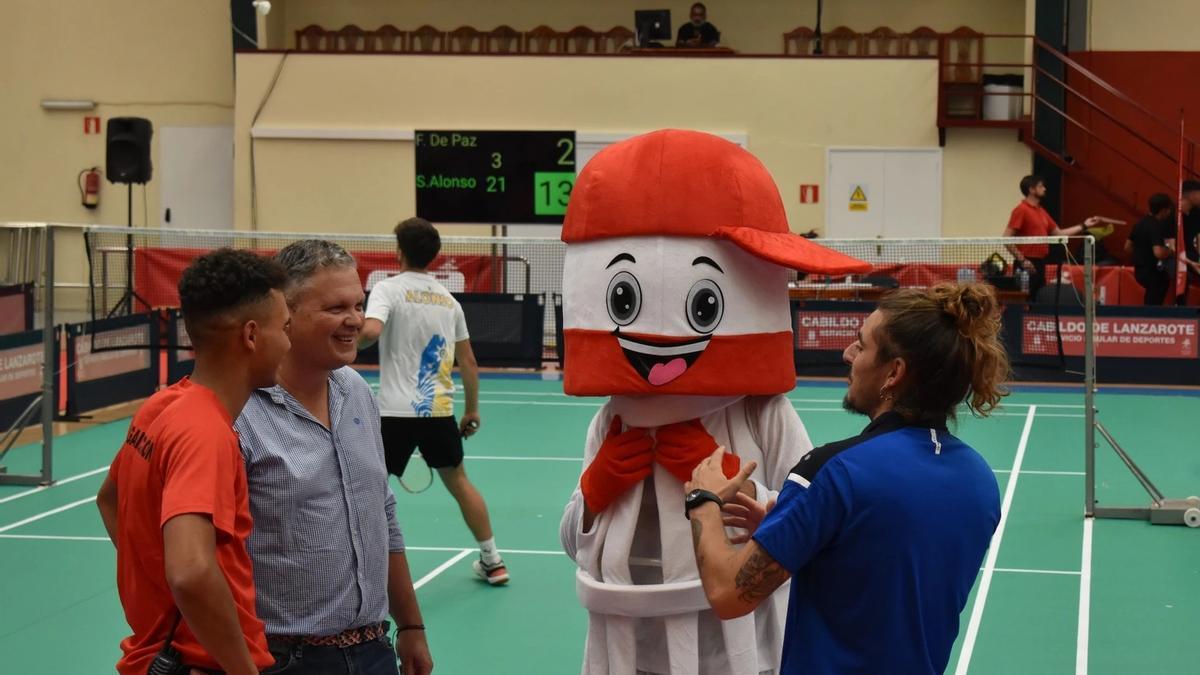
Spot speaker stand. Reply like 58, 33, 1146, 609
107, 183, 152, 318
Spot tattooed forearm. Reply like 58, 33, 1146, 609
690, 516, 705, 567
734, 547, 788, 605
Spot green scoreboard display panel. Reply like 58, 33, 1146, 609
415, 130, 576, 224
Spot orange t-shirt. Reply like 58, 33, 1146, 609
1007, 200, 1058, 260
109, 378, 272, 675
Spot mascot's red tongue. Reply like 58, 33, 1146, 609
648, 359, 688, 386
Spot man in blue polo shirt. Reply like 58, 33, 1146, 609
686, 283, 1005, 675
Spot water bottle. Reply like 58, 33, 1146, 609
1017, 268, 1030, 294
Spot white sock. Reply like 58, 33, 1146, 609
479, 537, 501, 564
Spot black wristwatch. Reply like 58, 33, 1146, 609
684, 489, 724, 519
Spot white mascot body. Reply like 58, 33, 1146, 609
558, 130, 869, 675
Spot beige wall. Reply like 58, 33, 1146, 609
0, 0, 234, 227
1089, 0, 1196, 51
942, 129, 1031, 237
236, 51, 1031, 238
274, 0, 1025, 55
0, 0, 235, 310
236, 53, 948, 236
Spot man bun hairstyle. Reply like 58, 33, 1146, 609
875, 282, 1011, 425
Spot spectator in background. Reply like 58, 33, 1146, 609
1003, 174, 1100, 297
1180, 180, 1200, 298
1126, 193, 1176, 306
676, 2, 721, 48
359, 217, 509, 586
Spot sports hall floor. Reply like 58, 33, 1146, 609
1, 374, 1197, 674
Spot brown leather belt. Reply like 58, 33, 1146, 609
273, 621, 388, 648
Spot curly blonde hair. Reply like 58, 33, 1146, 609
874, 282, 1011, 424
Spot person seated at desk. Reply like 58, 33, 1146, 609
677, 2, 721, 47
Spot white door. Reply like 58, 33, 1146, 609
159, 126, 233, 229
826, 149, 941, 240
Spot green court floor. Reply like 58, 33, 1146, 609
1, 376, 1198, 674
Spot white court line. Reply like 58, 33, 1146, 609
994, 567, 1080, 576
0, 531, 1083, 573
0, 496, 96, 534
411, 548, 473, 590
467, 455, 580, 462
472, 396, 840, 413
993, 469, 1084, 477
1076, 518, 1094, 675
476, 389, 1087, 409
0, 465, 110, 505
0, 534, 110, 542
0, 534, 572, 558
954, 404, 1037, 675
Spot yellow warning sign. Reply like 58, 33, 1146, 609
849, 185, 868, 212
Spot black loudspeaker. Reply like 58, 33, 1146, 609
106, 117, 153, 184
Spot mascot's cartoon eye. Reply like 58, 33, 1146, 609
606, 271, 642, 326
685, 279, 724, 333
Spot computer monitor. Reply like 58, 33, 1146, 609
634, 9, 671, 47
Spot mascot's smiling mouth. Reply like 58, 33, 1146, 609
614, 331, 711, 386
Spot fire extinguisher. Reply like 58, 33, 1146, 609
79, 167, 100, 209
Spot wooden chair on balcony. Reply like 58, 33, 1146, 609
564, 26, 599, 54
296, 24, 329, 52
524, 25, 564, 54
366, 25, 405, 52
864, 26, 902, 56
408, 25, 446, 53
333, 25, 366, 52
943, 26, 985, 118
486, 25, 522, 53
824, 26, 863, 56
448, 26, 484, 53
903, 25, 941, 57
598, 26, 635, 53
783, 26, 816, 55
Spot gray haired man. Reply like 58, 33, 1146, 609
234, 240, 433, 675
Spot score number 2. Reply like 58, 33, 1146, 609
532, 136, 575, 217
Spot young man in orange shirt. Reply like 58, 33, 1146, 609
96, 249, 292, 675
1003, 174, 1100, 297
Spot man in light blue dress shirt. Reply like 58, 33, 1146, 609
235, 240, 433, 675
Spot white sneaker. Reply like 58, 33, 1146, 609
472, 556, 509, 586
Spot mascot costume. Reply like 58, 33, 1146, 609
558, 129, 869, 674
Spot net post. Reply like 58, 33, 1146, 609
1083, 235, 1095, 518
39, 224, 55, 485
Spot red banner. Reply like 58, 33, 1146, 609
0, 293, 26, 335
75, 326, 152, 383
1022, 315, 1199, 359
133, 247, 501, 309
0, 342, 43, 400
795, 310, 872, 351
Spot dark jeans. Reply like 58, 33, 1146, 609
264, 635, 399, 675
1135, 269, 1170, 306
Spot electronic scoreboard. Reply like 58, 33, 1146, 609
414, 130, 576, 224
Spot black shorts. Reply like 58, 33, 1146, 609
380, 416, 464, 477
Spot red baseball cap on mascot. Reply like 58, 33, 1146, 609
561, 129, 869, 397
